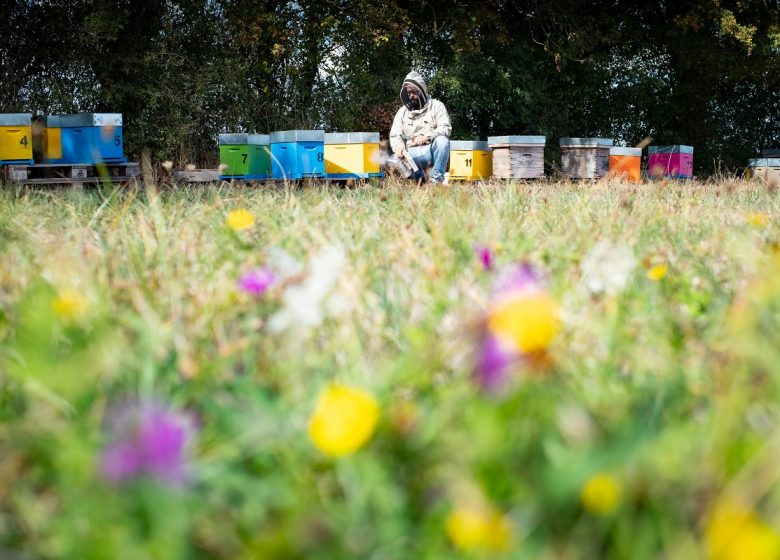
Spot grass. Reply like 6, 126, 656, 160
1, 177, 780, 559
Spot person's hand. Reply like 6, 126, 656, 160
395, 149, 404, 158
411, 136, 431, 146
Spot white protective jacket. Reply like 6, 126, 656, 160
389, 71, 451, 154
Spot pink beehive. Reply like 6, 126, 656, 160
647, 145, 693, 179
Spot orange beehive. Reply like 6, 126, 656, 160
609, 147, 642, 183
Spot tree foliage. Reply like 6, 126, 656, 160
1, 0, 778, 172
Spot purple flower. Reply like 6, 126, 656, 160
474, 244, 494, 271
100, 402, 193, 486
493, 262, 544, 299
238, 267, 276, 296
474, 333, 517, 392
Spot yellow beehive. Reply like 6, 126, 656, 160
324, 132, 382, 178
33, 116, 63, 161
0, 113, 33, 162
449, 141, 492, 180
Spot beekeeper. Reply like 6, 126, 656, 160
389, 71, 451, 184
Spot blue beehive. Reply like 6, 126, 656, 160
270, 130, 325, 180
54, 113, 125, 164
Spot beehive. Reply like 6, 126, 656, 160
219, 133, 271, 179
746, 158, 780, 184
487, 136, 545, 179
32, 115, 63, 162
270, 130, 325, 180
560, 138, 613, 179
647, 145, 693, 179
0, 113, 33, 163
449, 140, 492, 181
54, 113, 124, 164
324, 132, 382, 179
608, 147, 642, 183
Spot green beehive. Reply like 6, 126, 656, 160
219, 134, 271, 179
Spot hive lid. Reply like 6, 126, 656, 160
648, 145, 694, 154
270, 130, 325, 143
748, 158, 780, 167
38, 115, 63, 127
451, 140, 490, 151
325, 132, 380, 144
248, 134, 270, 145
219, 133, 249, 145
56, 113, 123, 127
609, 147, 642, 157
560, 137, 614, 147
762, 149, 780, 157
0, 113, 32, 126
488, 135, 546, 146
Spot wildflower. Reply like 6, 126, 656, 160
267, 245, 346, 333
581, 473, 621, 515
238, 267, 275, 296
474, 263, 559, 391
580, 240, 636, 295
488, 292, 560, 354
218, 163, 229, 173
493, 262, 543, 299
647, 263, 668, 281
474, 333, 518, 392
747, 213, 770, 227
445, 504, 515, 552
186, 163, 196, 171
706, 500, 780, 560
267, 247, 304, 280
161, 160, 173, 171
227, 208, 255, 231
100, 401, 194, 486
52, 289, 89, 320
308, 384, 379, 457
474, 244, 494, 271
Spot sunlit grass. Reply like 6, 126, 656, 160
1, 178, 779, 558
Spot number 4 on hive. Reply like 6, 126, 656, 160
19, 135, 28, 147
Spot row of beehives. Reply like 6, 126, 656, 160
219, 130, 779, 183
0, 113, 126, 165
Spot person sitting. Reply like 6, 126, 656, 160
388, 70, 451, 184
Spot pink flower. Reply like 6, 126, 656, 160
474, 333, 518, 392
238, 267, 276, 296
474, 244, 494, 271
100, 401, 194, 486
492, 262, 544, 299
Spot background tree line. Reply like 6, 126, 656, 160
1, 0, 778, 174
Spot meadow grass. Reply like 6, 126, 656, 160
1, 178, 780, 559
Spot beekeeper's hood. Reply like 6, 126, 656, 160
400, 70, 430, 111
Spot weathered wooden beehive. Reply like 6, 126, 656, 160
559, 138, 613, 179
487, 136, 545, 179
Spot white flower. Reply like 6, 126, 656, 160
580, 240, 636, 296
267, 247, 304, 280
267, 246, 347, 333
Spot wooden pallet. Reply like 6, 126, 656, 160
3, 162, 141, 185
171, 169, 220, 183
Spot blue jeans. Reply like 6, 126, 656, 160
407, 136, 450, 183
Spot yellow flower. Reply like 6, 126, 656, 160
226, 208, 255, 231
52, 290, 89, 320
747, 213, 770, 227
647, 264, 668, 281
706, 500, 780, 560
445, 505, 515, 552
581, 473, 621, 516
308, 384, 379, 457
488, 293, 560, 353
